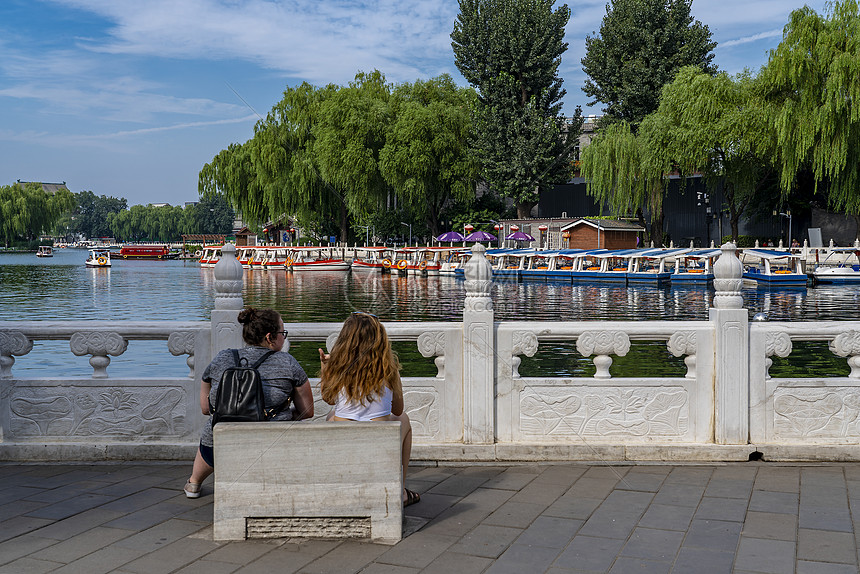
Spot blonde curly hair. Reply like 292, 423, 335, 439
320, 312, 401, 405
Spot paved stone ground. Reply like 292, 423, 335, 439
1, 462, 859, 573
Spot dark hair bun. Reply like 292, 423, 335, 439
237, 307, 257, 325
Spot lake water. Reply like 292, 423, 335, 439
2, 248, 858, 378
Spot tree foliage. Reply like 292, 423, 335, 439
451, 0, 577, 218
581, 0, 717, 128
0, 182, 75, 247
70, 190, 127, 239
761, 0, 860, 228
380, 75, 477, 236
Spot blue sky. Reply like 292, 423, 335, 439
0, 0, 830, 207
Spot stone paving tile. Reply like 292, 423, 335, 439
418, 551, 493, 574
650, 484, 706, 508
741, 511, 798, 540
24, 507, 126, 541
599, 489, 655, 515
170, 559, 241, 574
565, 477, 619, 499
0, 499, 49, 523
703, 478, 754, 500
457, 466, 507, 479
514, 516, 583, 549
508, 479, 569, 506
712, 466, 757, 481
748, 489, 799, 514
693, 496, 748, 522
188, 540, 283, 566
0, 486, 48, 507
581, 466, 630, 480
801, 467, 847, 488
577, 510, 641, 540
733, 536, 796, 574
231, 542, 335, 574
619, 527, 684, 562
405, 466, 460, 483
529, 465, 588, 486
0, 556, 64, 574
480, 470, 538, 491
670, 546, 735, 574
553, 535, 625, 572
615, 471, 667, 492
0, 535, 58, 566
373, 532, 457, 568
608, 556, 671, 574
354, 564, 419, 574
89, 474, 176, 498
401, 492, 461, 520
0, 516, 53, 544
22, 480, 107, 504
796, 560, 860, 574
23, 493, 118, 521
119, 537, 223, 574
483, 542, 560, 574
663, 467, 713, 486
797, 528, 858, 564
681, 519, 742, 552
103, 499, 198, 531
754, 468, 800, 493
448, 524, 521, 558
97, 486, 179, 514
297, 541, 389, 574
47, 544, 147, 574
483, 500, 547, 529
426, 475, 489, 498
111, 518, 210, 552
797, 506, 854, 532
419, 487, 514, 538
543, 495, 603, 520
638, 503, 696, 531
30, 526, 134, 564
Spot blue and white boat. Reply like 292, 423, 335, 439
570, 249, 641, 282
812, 248, 860, 284
671, 248, 721, 284
742, 249, 807, 287
627, 248, 691, 284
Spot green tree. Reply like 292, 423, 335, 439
582, 0, 717, 128
379, 75, 478, 236
655, 66, 775, 242
761, 0, 860, 239
451, 0, 577, 218
0, 182, 75, 246
71, 191, 127, 239
187, 193, 234, 235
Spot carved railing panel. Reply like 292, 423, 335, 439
417, 331, 446, 379
0, 330, 33, 379
576, 331, 631, 379
70, 331, 128, 379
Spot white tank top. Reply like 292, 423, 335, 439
334, 386, 393, 421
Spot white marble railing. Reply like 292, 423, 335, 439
3, 243, 860, 462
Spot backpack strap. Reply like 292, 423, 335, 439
231, 348, 241, 366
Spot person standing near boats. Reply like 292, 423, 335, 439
183, 307, 314, 498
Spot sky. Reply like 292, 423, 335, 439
0, 0, 831, 207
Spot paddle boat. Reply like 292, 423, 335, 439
391, 248, 442, 276
741, 249, 807, 287
435, 247, 469, 275
626, 248, 691, 284
237, 246, 255, 268
285, 247, 350, 272
198, 245, 222, 268
671, 248, 721, 284
812, 248, 860, 284
351, 247, 388, 272
36, 245, 53, 257
84, 248, 112, 268
570, 249, 639, 283
484, 248, 529, 279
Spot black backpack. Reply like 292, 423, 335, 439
210, 349, 288, 426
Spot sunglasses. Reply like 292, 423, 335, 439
351, 311, 378, 318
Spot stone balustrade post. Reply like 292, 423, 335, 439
462, 243, 495, 444
212, 244, 244, 355
710, 242, 749, 444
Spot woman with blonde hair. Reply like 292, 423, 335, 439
319, 311, 419, 507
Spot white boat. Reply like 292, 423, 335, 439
199, 246, 222, 268
36, 246, 53, 257
671, 248, 721, 283
812, 248, 860, 284
392, 248, 443, 276
627, 248, 691, 284
84, 248, 112, 268
237, 246, 255, 268
286, 247, 350, 271
741, 249, 807, 287
351, 247, 388, 272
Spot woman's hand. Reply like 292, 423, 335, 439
318, 348, 330, 363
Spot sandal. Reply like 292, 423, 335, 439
183, 481, 202, 499
403, 489, 420, 507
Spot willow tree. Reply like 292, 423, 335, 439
451, 0, 576, 218
657, 66, 774, 242
0, 182, 75, 246
762, 0, 860, 238
579, 120, 670, 246
379, 75, 477, 236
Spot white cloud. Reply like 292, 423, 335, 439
720, 28, 784, 48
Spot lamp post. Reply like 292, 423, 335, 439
774, 209, 792, 247
494, 223, 502, 248
400, 222, 412, 246
358, 224, 370, 246
538, 224, 548, 249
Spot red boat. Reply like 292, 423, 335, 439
119, 245, 178, 260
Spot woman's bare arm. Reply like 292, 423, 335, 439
292, 379, 315, 420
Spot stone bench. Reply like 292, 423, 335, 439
213, 421, 403, 544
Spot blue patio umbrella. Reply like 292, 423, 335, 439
465, 230, 497, 242
436, 231, 465, 242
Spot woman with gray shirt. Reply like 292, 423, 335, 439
183, 307, 313, 498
